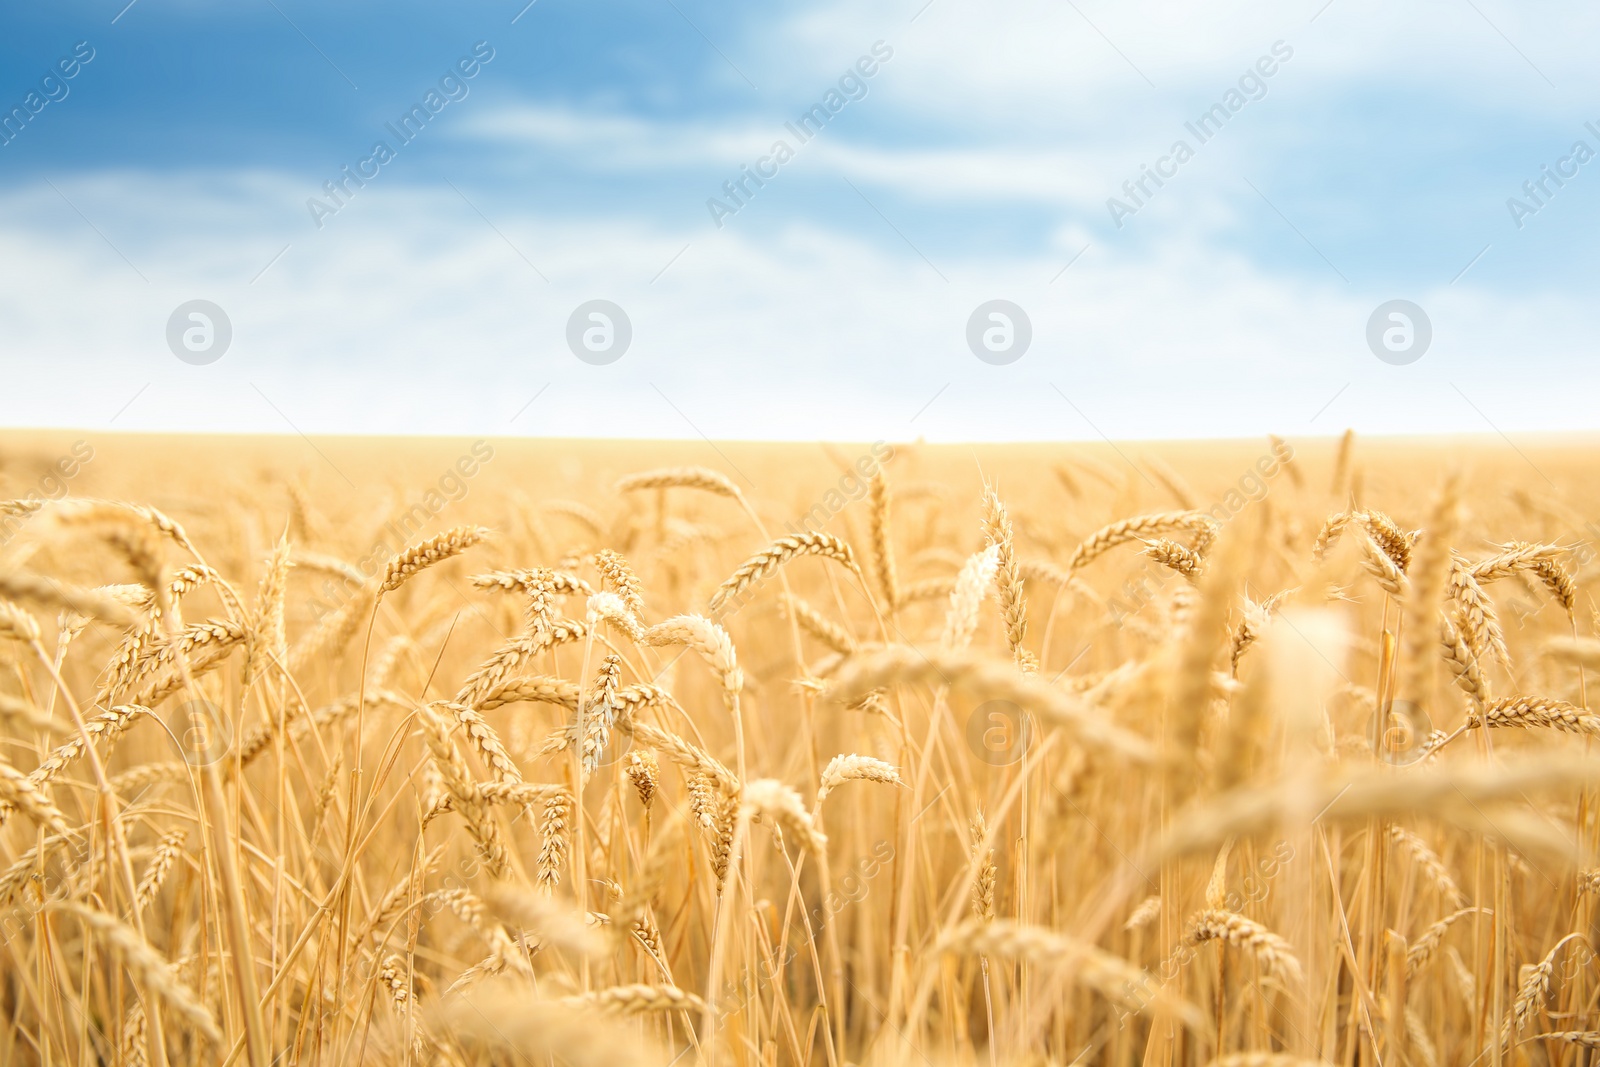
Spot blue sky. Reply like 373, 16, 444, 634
2, 0, 1598, 440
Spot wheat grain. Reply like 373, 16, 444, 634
1312, 510, 1353, 561
456, 619, 587, 708
1397, 478, 1459, 713
475, 674, 582, 713
579, 654, 623, 775
438, 701, 523, 783
1473, 542, 1576, 613
27, 704, 150, 795
119, 1002, 148, 1067
1447, 555, 1510, 673
470, 568, 594, 597
251, 533, 292, 676
1439, 615, 1488, 708
1360, 532, 1409, 598
555, 983, 705, 1014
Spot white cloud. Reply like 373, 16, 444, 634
761, 0, 1597, 121
459, 102, 1112, 206
0, 172, 1594, 444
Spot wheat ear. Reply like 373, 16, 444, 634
616, 466, 741, 499
941, 545, 1000, 652
982, 486, 1029, 667
1467, 696, 1600, 737
418, 701, 509, 877
940, 919, 1207, 1033
816, 754, 901, 803
1065, 511, 1218, 572
51, 901, 221, 1045
378, 525, 488, 596
709, 532, 862, 611
829, 645, 1153, 763
1186, 908, 1305, 987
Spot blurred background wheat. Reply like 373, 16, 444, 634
0, 428, 1598, 1066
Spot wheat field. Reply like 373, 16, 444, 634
1, 428, 1599, 1066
